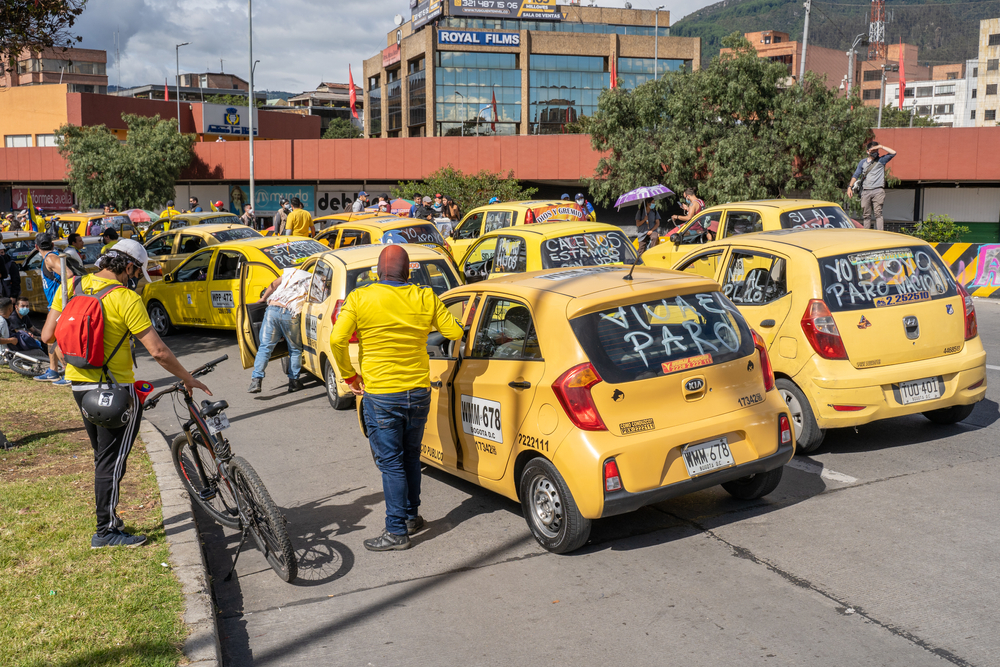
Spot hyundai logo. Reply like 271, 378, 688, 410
903, 315, 920, 340
685, 378, 704, 392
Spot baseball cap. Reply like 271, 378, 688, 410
166, 200, 174, 206
36, 233, 54, 250
0, 243, 6, 251
434, 193, 442, 198
215, 200, 224, 208
422, 196, 432, 204
358, 191, 368, 197
108, 239, 152, 283
561, 193, 570, 200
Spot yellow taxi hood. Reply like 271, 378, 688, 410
317, 242, 451, 268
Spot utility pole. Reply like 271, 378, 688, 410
654, 5, 664, 79
799, 0, 812, 82
248, 0, 255, 217
176, 42, 190, 133
877, 63, 898, 128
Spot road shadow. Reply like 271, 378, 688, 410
49, 641, 182, 667
134, 329, 234, 361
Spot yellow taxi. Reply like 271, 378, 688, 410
141, 211, 243, 241
52, 212, 140, 240
18, 237, 104, 312
1, 231, 38, 265
311, 211, 384, 232
234, 243, 463, 408
142, 236, 327, 335
455, 220, 638, 283
446, 200, 588, 260
314, 216, 446, 251
673, 229, 987, 453
643, 199, 860, 270
375, 265, 794, 553
143, 223, 262, 276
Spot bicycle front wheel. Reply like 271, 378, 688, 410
229, 456, 297, 583
171, 432, 241, 529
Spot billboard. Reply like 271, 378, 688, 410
315, 187, 367, 215
229, 185, 315, 215
449, 0, 562, 21
438, 30, 521, 46
411, 0, 443, 30
201, 103, 258, 137
12, 188, 74, 210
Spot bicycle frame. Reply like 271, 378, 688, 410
178, 392, 233, 504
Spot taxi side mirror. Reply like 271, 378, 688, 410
164, 274, 174, 283
670, 233, 680, 245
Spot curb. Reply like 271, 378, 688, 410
140, 420, 221, 667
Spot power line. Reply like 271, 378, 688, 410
814, 0, 1000, 7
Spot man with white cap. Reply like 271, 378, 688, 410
40, 239, 211, 549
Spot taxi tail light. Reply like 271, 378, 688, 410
967, 379, 984, 391
604, 459, 622, 492
331, 299, 358, 344
525, 209, 536, 224
552, 363, 607, 432
832, 404, 865, 412
147, 263, 162, 277
751, 329, 775, 392
779, 414, 793, 446
800, 299, 848, 360
957, 283, 978, 340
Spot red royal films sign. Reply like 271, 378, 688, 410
12, 188, 75, 210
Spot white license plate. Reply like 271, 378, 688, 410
898, 377, 942, 405
205, 412, 231, 435
682, 437, 735, 477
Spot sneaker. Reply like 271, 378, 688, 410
287, 378, 304, 393
91, 529, 148, 549
248, 378, 262, 394
363, 530, 410, 552
405, 515, 425, 536
53, 376, 72, 387
34, 369, 60, 382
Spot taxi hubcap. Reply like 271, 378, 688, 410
150, 307, 167, 331
326, 366, 336, 395
530, 476, 563, 538
779, 388, 804, 438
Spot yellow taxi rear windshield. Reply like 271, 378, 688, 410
779, 206, 855, 230
347, 259, 460, 296
211, 227, 260, 242
380, 225, 444, 245
540, 231, 636, 270
819, 245, 957, 312
259, 239, 328, 269
570, 292, 753, 383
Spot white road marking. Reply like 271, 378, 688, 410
985, 365, 1000, 372
786, 458, 858, 484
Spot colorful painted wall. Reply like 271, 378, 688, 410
932, 243, 1000, 298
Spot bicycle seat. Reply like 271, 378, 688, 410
200, 400, 229, 418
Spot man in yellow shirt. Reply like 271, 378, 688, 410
331, 245, 464, 551
41, 239, 211, 549
162, 200, 181, 219
283, 197, 315, 237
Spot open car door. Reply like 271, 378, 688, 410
235, 259, 285, 369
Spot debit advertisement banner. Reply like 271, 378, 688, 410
411, 0, 443, 30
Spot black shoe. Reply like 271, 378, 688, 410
91, 529, 147, 549
248, 378, 262, 394
405, 515, 425, 536
364, 530, 410, 551
287, 378, 304, 393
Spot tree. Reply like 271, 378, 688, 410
57, 114, 194, 210
322, 117, 362, 139
563, 114, 593, 134
204, 93, 263, 108
392, 166, 538, 215
866, 104, 937, 128
1, 0, 85, 81
586, 33, 873, 208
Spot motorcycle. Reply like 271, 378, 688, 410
2, 347, 49, 377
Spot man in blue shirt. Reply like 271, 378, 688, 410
187, 197, 203, 213
847, 141, 896, 230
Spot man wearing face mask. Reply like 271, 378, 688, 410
848, 141, 896, 230
275, 199, 292, 235
40, 239, 211, 548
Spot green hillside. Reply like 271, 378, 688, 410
672, 0, 1000, 70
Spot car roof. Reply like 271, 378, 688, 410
468, 200, 574, 213
345, 216, 428, 228
177, 223, 253, 234
701, 199, 840, 214
316, 243, 448, 268
314, 212, 383, 222
2, 231, 37, 239
169, 212, 236, 221
481, 220, 622, 239
702, 228, 923, 256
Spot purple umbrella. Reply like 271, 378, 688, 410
614, 185, 674, 210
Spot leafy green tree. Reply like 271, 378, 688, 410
906, 213, 970, 243
587, 33, 872, 208
563, 114, 593, 134
322, 117, 362, 139
56, 114, 194, 210
866, 104, 937, 128
204, 93, 263, 108
2, 0, 85, 81
393, 166, 538, 215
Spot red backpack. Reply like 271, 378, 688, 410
55, 276, 129, 371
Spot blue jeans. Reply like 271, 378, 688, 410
251, 305, 302, 380
362, 388, 431, 535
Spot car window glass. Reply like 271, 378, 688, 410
25, 252, 43, 270
493, 236, 528, 273
213, 251, 242, 281
470, 298, 541, 360
308, 261, 334, 303
172, 219, 190, 229
677, 250, 724, 279
452, 212, 484, 240
175, 251, 212, 282
722, 251, 789, 305
819, 245, 956, 312
381, 225, 443, 245
464, 237, 498, 269
723, 211, 763, 238
79, 243, 102, 265
677, 211, 722, 244
540, 231, 636, 270
178, 234, 206, 254
780, 206, 855, 230
145, 235, 175, 257
484, 211, 513, 234
339, 229, 371, 247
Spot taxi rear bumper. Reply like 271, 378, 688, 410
600, 440, 794, 518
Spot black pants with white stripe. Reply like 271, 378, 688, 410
73, 384, 144, 536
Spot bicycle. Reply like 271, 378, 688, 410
145, 355, 297, 583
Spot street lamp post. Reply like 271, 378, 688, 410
877, 63, 899, 128
654, 5, 664, 79
455, 90, 466, 136
175, 42, 190, 133
846, 33, 866, 93
248, 0, 256, 220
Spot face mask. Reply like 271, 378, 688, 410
18, 307, 29, 316
869, 150, 878, 159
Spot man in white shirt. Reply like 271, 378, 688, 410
248, 267, 313, 394
0, 298, 16, 353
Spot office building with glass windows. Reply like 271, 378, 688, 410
362, 3, 699, 137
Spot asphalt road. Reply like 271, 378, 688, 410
136, 299, 1000, 667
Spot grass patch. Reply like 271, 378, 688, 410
0, 370, 186, 667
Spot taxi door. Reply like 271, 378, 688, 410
450, 295, 545, 481
235, 256, 285, 369
169, 249, 213, 325
644, 210, 722, 269
717, 247, 793, 347
206, 250, 243, 327
299, 256, 337, 376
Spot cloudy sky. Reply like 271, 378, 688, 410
72, 0, 718, 94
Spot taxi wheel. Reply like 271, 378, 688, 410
519, 457, 590, 554
721, 467, 783, 500
776, 378, 825, 455
922, 403, 975, 425
323, 359, 355, 411
147, 301, 174, 336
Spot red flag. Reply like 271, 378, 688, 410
610, 54, 617, 89
164, 78, 169, 102
898, 39, 906, 110
491, 89, 498, 131
348, 65, 358, 119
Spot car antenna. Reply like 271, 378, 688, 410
623, 257, 638, 281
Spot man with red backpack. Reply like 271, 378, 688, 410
40, 239, 211, 548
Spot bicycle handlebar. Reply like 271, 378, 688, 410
145, 354, 229, 408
